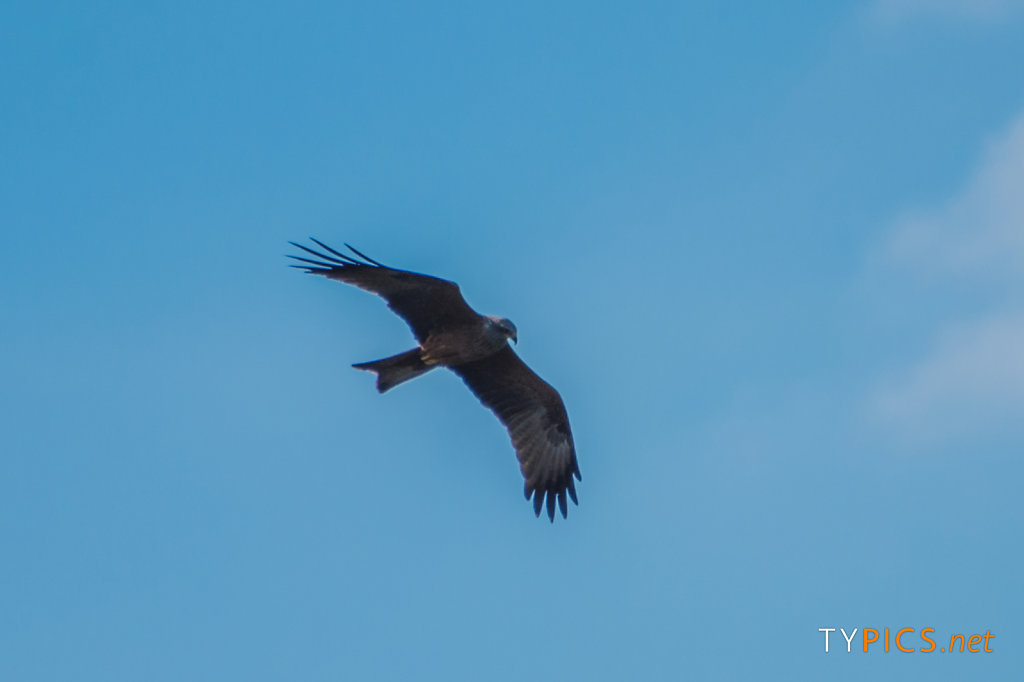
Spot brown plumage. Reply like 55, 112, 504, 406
289, 238, 581, 521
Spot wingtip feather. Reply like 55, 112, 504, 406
343, 243, 387, 267
308, 237, 363, 265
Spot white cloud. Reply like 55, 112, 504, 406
871, 111, 1024, 437
870, 0, 1023, 25
874, 313, 1024, 434
884, 112, 1024, 282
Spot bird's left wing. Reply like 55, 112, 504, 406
288, 238, 481, 342
451, 345, 581, 521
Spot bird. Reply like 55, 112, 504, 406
288, 238, 581, 521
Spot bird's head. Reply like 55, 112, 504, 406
489, 316, 518, 344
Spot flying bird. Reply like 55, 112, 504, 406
289, 238, 581, 521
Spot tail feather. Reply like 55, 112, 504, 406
353, 348, 432, 393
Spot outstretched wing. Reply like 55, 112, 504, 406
451, 345, 581, 522
288, 238, 481, 342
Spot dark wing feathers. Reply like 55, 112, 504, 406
288, 239, 480, 342
451, 345, 581, 522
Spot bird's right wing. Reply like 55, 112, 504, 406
451, 345, 581, 522
289, 239, 480, 342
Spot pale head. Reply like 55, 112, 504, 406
487, 316, 518, 344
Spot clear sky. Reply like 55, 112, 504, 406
2, 1, 1022, 680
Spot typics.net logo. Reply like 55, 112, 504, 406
819, 628, 995, 654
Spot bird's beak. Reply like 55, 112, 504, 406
511, 334, 518, 345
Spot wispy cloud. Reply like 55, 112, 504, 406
869, 0, 1024, 25
874, 313, 1024, 434
871, 110, 1024, 438
884, 113, 1024, 283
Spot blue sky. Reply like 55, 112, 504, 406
2, 1, 1022, 679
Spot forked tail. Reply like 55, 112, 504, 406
352, 348, 433, 393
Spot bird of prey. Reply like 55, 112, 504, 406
289, 238, 581, 521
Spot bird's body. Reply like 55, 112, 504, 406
289, 239, 581, 521
419, 316, 513, 366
